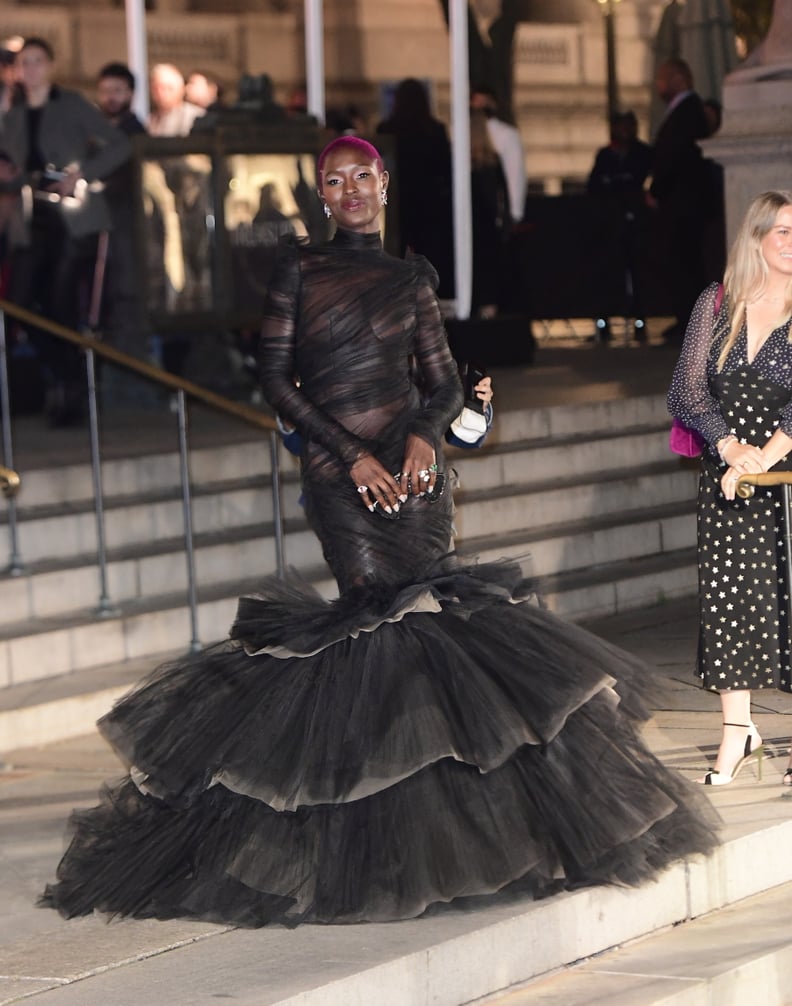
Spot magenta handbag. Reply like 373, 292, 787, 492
669, 418, 705, 458
668, 283, 724, 459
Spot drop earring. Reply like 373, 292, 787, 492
380, 190, 388, 207
323, 202, 332, 219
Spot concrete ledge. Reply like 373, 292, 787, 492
2, 820, 791, 1006
489, 881, 792, 1006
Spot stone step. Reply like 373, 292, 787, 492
0, 525, 324, 628
6, 395, 672, 512
1, 722, 791, 1006
0, 497, 696, 629
5, 477, 305, 565
4, 427, 689, 567
483, 881, 792, 1005
10, 439, 281, 509
460, 502, 694, 572
6, 415, 678, 526
449, 423, 677, 493
0, 568, 337, 692
487, 392, 672, 444
0, 551, 698, 744
453, 462, 695, 540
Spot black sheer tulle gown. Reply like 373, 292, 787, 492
42, 229, 718, 928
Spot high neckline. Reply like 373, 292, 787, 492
331, 228, 383, 251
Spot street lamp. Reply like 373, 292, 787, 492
594, 0, 622, 121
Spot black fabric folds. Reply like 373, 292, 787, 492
42, 229, 719, 928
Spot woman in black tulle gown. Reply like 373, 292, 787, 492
42, 137, 718, 928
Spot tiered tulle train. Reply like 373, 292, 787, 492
42, 557, 719, 927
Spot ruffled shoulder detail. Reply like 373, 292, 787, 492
405, 250, 440, 291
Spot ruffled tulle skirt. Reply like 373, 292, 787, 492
42, 556, 719, 927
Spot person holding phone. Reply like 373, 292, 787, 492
43, 137, 717, 930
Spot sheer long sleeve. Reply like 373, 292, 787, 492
667, 282, 732, 448
407, 258, 464, 447
259, 241, 368, 469
779, 397, 792, 437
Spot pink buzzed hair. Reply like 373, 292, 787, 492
317, 136, 384, 177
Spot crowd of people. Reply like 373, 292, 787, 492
587, 58, 726, 345
0, 41, 228, 422
0, 35, 731, 421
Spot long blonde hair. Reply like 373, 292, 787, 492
717, 189, 792, 370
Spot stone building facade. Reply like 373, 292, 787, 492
0, 0, 670, 190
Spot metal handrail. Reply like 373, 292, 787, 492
735, 472, 792, 498
0, 298, 286, 645
0, 298, 277, 433
0, 465, 19, 498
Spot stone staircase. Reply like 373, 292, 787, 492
0, 390, 699, 749
6, 384, 792, 1006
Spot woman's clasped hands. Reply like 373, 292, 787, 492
719, 438, 767, 501
350, 434, 439, 515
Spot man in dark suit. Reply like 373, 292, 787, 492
96, 63, 149, 384
648, 58, 711, 344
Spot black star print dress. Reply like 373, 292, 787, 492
41, 231, 719, 928
669, 282, 792, 692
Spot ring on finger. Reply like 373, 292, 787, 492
429, 463, 438, 473
357, 485, 368, 494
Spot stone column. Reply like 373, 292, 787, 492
704, 1, 792, 246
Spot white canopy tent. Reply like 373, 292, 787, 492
124, 0, 473, 318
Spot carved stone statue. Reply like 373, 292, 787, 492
731, 0, 792, 81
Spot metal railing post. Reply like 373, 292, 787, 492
269, 429, 285, 578
176, 390, 201, 652
0, 299, 286, 646
86, 348, 117, 616
0, 311, 23, 575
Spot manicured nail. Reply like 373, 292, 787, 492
399, 494, 408, 503
368, 504, 376, 511
384, 504, 393, 514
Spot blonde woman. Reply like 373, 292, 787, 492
669, 190, 792, 785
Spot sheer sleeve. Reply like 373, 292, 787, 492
407, 257, 464, 447
779, 403, 792, 437
667, 282, 733, 448
259, 241, 368, 468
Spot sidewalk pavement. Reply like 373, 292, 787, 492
2, 595, 792, 1006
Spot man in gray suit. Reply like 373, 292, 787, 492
1, 36, 130, 424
